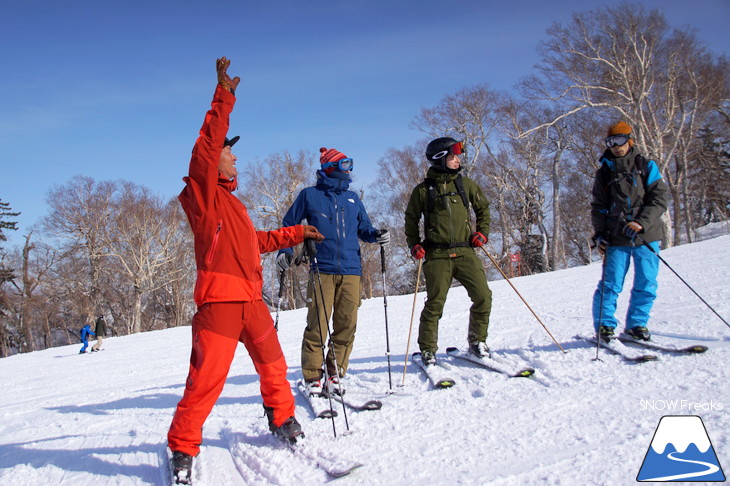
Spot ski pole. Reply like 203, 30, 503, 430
307, 239, 350, 432
379, 245, 394, 391
401, 257, 423, 386
593, 253, 607, 362
635, 235, 729, 329
479, 246, 567, 353
302, 240, 339, 437
274, 270, 285, 331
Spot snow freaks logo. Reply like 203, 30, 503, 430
637, 415, 726, 482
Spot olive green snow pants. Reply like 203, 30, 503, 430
301, 273, 361, 381
418, 250, 492, 354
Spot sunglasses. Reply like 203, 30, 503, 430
322, 157, 354, 172
432, 141, 465, 160
604, 134, 631, 148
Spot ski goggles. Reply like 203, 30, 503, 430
604, 134, 631, 148
321, 157, 354, 172
431, 141, 465, 160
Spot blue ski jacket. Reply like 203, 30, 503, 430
279, 171, 378, 275
80, 324, 95, 343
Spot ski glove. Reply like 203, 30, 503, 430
276, 252, 292, 273
215, 57, 240, 94
470, 232, 488, 248
375, 229, 390, 245
303, 225, 325, 242
623, 221, 643, 239
594, 236, 608, 255
410, 244, 425, 260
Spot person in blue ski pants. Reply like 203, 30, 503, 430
590, 121, 668, 342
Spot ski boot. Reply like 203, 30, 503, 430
624, 326, 651, 341
468, 341, 490, 359
304, 378, 323, 397
421, 351, 436, 366
598, 325, 615, 343
264, 406, 304, 444
324, 375, 345, 396
170, 450, 193, 485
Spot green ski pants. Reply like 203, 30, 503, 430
301, 273, 361, 381
418, 250, 492, 354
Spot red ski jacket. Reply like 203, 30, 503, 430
179, 85, 304, 306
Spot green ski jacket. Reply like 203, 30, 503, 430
405, 168, 490, 259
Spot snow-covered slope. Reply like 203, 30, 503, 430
1, 236, 729, 485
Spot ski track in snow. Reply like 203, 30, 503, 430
0, 234, 728, 485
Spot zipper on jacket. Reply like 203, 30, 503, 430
334, 200, 342, 274
206, 219, 222, 265
445, 181, 456, 244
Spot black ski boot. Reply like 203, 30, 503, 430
624, 326, 651, 341
421, 351, 436, 366
170, 450, 193, 485
264, 406, 304, 444
468, 341, 490, 359
598, 325, 615, 343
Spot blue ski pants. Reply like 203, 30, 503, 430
592, 241, 660, 330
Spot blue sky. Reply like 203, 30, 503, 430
1, 0, 728, 247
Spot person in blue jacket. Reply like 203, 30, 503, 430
276, 147, 389, 396
79, 323, 96, 354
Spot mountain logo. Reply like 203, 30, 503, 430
637, 415, 726, 482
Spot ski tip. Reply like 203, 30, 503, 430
435, 379, 455, 389
513, 368, 536, 378
445, 347, 459, 353
318, 410, 338, 418
686, 345, 709, 354
328, 462, 364, 478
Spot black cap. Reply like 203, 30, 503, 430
224, 136, 240, 148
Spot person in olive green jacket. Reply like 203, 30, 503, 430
404, 137, 492, 366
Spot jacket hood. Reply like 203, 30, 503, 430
316, 170, 351, 193
599, 147, 636, 170
426, 166, 460, 183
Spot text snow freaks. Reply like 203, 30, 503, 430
640, 400, 724, 412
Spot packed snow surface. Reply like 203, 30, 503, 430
1, 235, 728, 485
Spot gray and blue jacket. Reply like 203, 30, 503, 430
590, 148, 668, 246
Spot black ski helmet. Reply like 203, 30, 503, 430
426, 137, 463, 170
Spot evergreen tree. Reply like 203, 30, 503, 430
0, 198, 20, 315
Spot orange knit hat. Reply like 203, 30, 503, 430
607, 121, 634, 147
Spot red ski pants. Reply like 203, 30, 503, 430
168, 301, 294, 456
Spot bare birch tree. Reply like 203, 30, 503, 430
521, 4, 729, 244
43, 176, 116, 324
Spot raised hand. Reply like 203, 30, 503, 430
216, 57, 241, 93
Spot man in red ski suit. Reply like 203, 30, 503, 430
167, 58, 324, 471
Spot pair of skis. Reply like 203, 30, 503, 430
579, 333, 708, 363
413, 348, 536, 389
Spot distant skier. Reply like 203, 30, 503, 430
91, 315, 106, 352
276, 146, 389, 397
591, 121, 669, 343
166, 57, 324, 484
79, 324, 95, 354
404, 137, 493, 365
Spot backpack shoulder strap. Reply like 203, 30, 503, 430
424, 178, 437, 214
454, 174, 469, 209
634, 154, 649, 190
